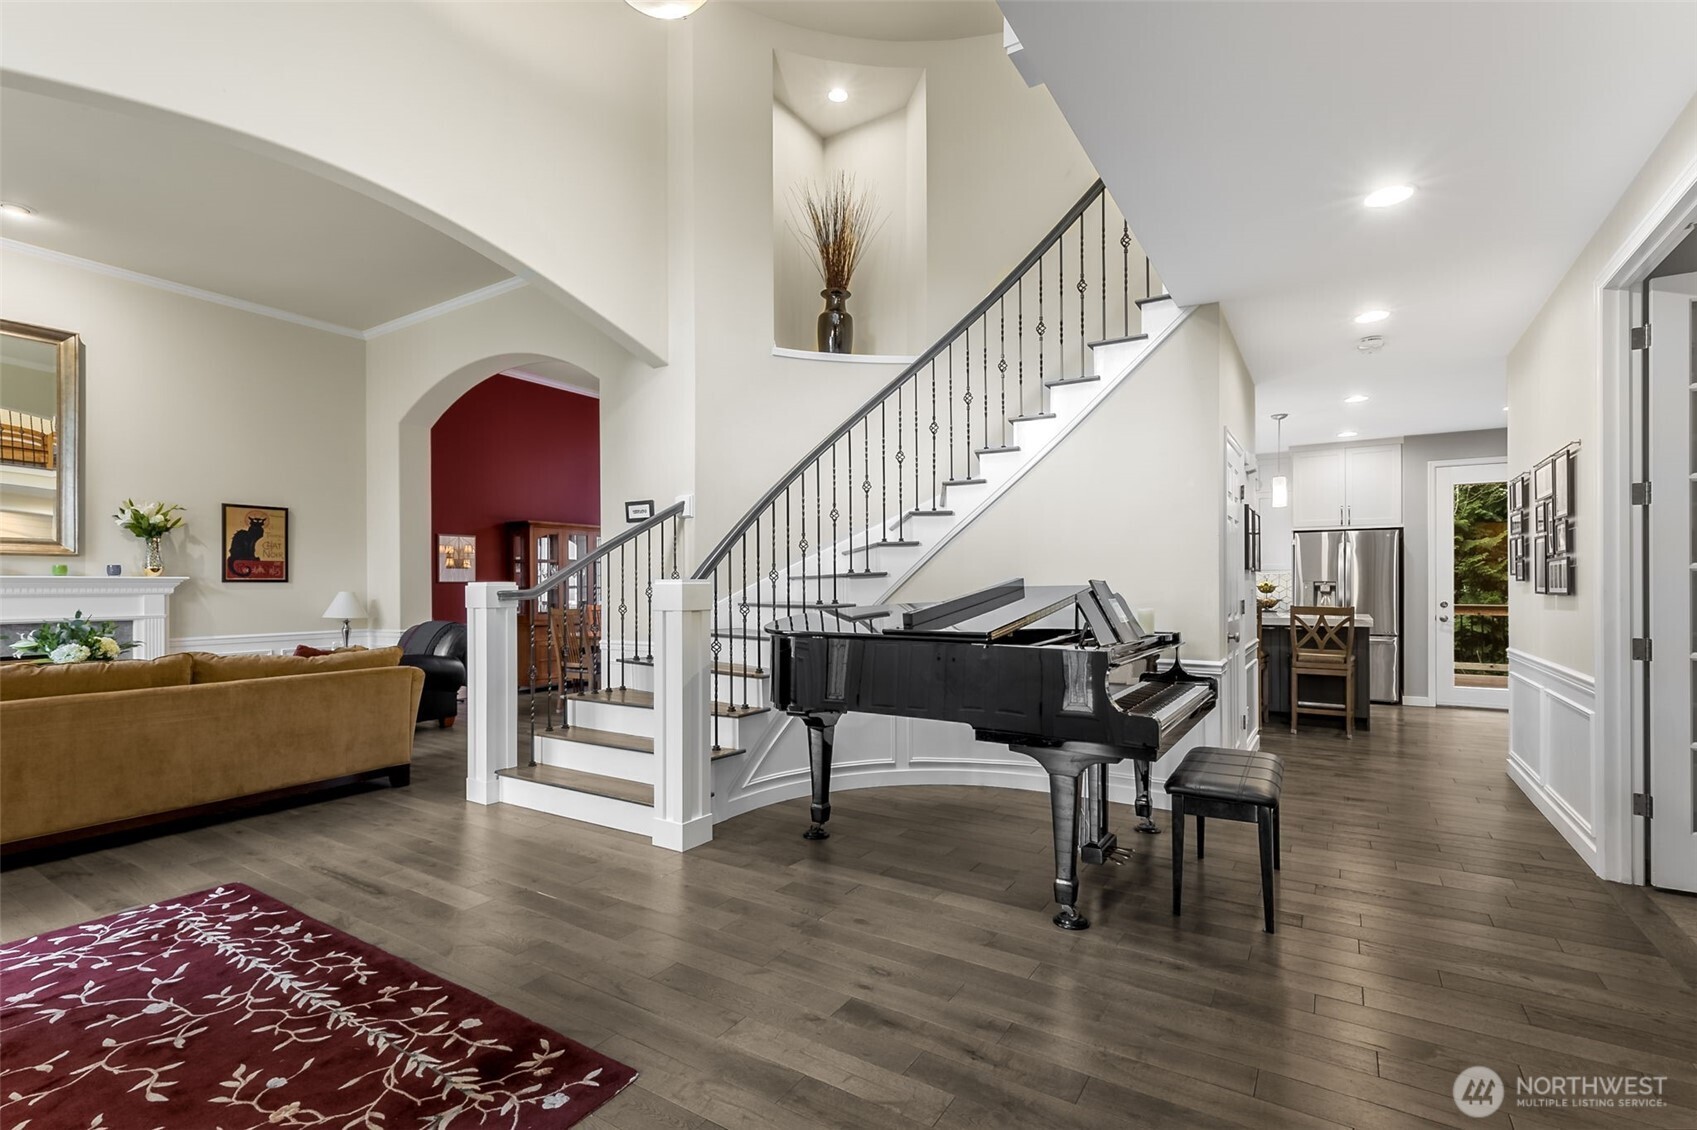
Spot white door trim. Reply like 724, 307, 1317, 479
1594, 153, 1697, 885
1428, 457, 1509, 709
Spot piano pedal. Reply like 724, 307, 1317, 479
1106, 846, 1133, 865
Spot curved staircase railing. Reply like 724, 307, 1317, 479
691, 179, 1161, 750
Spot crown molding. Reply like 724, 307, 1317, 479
2, 238, 527, 342
361, 276, 528, 339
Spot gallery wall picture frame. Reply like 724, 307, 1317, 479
1548, 555, 1573, 596
1533, 535, 1549, 593
1552, 448, 1574, 518
221, 504, 289, 582
1534, 459, 1555, 502
1535, 499, 1550, 535
437, 534, 476, 582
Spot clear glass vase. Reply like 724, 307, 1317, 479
143, 536, 164, 577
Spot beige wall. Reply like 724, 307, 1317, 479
0, 253, 366, 638
1, 1, 670, 361
820, 108, 917, 356
772, 102, 826, 351
894, 304, 1245, 659
1507, 94, 1697, 675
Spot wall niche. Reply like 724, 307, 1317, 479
772, 50, 927, 357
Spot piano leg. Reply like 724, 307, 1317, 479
1133, 759, 1161, 834
800, 711, 841, 840
1045, 769, 1090, 931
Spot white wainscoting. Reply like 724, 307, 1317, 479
167, 629, 404, 656
710, 658, 1230, 824
1506, 648, 1600, 873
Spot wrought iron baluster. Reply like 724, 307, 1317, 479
617, 541, 628, 691
1037, 250, 1046, 390
752, 511, 763, 671
879, 400, 887, 549
525, 597, 537, 763
813, 460, 822, 604
1058, 224, 1065, 379
798, 463, 808, 605
830, 444, 839, 601
895, 382, 905, 541
998, 296, 1007, 447
710, 572, 721, 751
930, 359, 938, 501
1018, 278, 1025, 418
1100, 196, 1106, 346
963, 328, 972, 476
947, 343, 955, 482
1122, 220, 1131, 337
644, 526, 654, 661
783, 485, 792, 616
1146, 255, 1152, 300
1078, 214, 1087, 377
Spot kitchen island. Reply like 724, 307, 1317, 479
1260, 610, 1373, 732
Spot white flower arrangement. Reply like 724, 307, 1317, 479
8, 612, 138, 664
114, 499, 185, 540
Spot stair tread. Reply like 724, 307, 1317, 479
566, 688, 769, 718
499, 764, 653, 807
1009, 412, 1057, 423
541, 725, 653, 753
848, 539, 921, 553
974, 445, 1019, 455
616, 657, 773, 677
901, 509, 954, 518
943, 477, 987, 487
1087, 332, 1149, 349
1044, 375, 1101, 388
1136, 293, 1173, 307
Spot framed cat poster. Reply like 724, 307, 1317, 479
221, 504, 289, 582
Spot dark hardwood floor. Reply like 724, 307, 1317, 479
5, 706, 1696, 1128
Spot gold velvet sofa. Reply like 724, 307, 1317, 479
0, 648, 424, 852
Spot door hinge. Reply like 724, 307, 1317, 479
1631, 637, 1654, 661
1633, 793, 1654, 818
1631, 481, 1652, 506
1631, 324, 1652, 350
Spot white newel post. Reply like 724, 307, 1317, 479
651, 579, 714, 851
465, 582, 518, 804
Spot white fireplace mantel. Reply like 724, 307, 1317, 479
0, 576, 189, 660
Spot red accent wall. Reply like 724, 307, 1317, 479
430, 375, 599, 622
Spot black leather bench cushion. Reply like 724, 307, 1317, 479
1164, 746, 1283, 807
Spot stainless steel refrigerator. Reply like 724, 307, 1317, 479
1292, 528, 1403, 703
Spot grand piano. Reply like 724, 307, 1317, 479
768, 578, 1216, 929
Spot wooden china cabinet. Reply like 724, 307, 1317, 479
507, 520, 599, 690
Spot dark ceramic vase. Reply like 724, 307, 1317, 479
816, 288, 854, 354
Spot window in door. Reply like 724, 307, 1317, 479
1451, 481, 1508, 690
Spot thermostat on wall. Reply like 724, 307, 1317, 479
625, 499, 655, 523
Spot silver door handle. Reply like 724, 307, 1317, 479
1227, 632, 1241, 642
1338, 506, 1344, 524
1438, 615, 1450, 623
1439, 599, 1450, 608
1346, 506, 1351, 525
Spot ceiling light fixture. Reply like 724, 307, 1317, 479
1357, 335, 1385, 353
1337, 430, 1358, 439
1270, 413, 1289, 509
1364, 184, 1415, 208
1344, 395, 1369, 404
1354, 309, 1389, 324
0, 202, 35, 218
827, 87, 848, 103
624, 0, 706, 19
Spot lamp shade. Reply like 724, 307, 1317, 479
625, 0, 705, 18
322, 591, 366, 621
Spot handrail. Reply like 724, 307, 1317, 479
501, 499, 687, 603
691, 178, 1108, 579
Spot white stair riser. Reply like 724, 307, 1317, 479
498, 775, 653, 836
1010, 417, 1062, 449
563, 698, 655, 736
942, 481, 992, 510
1048, 381, 1099, 418
615, 663, 768, 706
535, 734, 652, 782
1089, 339, 1148, 378
1140, 299, 1177, 336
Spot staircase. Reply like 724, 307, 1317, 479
471, 180, 1190, 844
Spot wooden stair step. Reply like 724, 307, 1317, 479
974, 445, 1019, 456
848, 539, 921, 554
548, 725, 653, 753
1009, 412, 1056, 423
1135, 293, 1173, 307
1087, 332, 1149, 349
498, 763, 652, 807
615, 657, 772, 677
567, 687, 769, 718
1043, 375, 1101, 388
943, 477, 986, 487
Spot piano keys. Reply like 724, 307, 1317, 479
767, 578, 1217, 929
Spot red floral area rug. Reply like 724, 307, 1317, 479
0, 883, 636, 1128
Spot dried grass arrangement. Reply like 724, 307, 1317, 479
791, 172, 884, 292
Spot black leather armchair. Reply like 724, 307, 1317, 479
398, 620, 467, 727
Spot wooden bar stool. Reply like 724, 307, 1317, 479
1289, 605, 1356, 740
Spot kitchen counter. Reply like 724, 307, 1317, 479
1260, 610, 1373, 630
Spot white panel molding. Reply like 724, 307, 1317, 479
168, 628, 403, 655
1506, 648, 1600, 873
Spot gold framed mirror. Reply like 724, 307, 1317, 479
0, 320, 81, 555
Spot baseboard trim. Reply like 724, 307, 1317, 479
169, 628, 404, 655
1507, 753, 1599, 871
1401, 695, 1435, 708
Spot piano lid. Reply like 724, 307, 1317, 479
767, 579, 1148, 645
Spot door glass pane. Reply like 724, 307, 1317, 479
1452, 481, 1508, 689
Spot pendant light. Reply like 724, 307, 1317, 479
1270, 413, 1289, 509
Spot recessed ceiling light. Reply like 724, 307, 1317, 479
827, 87, 848, 103
1344, 395, 1368, 404
0, 202, 35, 218
1354, 309, 1389, 324
1364, 184, 1415, 208
1503, 405, 1509, 412
624, 0, 706, 19
1337, 430, 1358, 438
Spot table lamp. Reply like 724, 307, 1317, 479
322, 591, 366, 649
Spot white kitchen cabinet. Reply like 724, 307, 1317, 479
1291, 442, 1402, 528
1343, 444, 1402, 526
1291, 449, 1347, 528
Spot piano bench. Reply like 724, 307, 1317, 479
1163, 746, 1284, 934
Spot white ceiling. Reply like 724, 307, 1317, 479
0, 88, 511, 332
739, 1, 1001, 43
774, 51, 924, 139
1002, 2, 1697, 451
